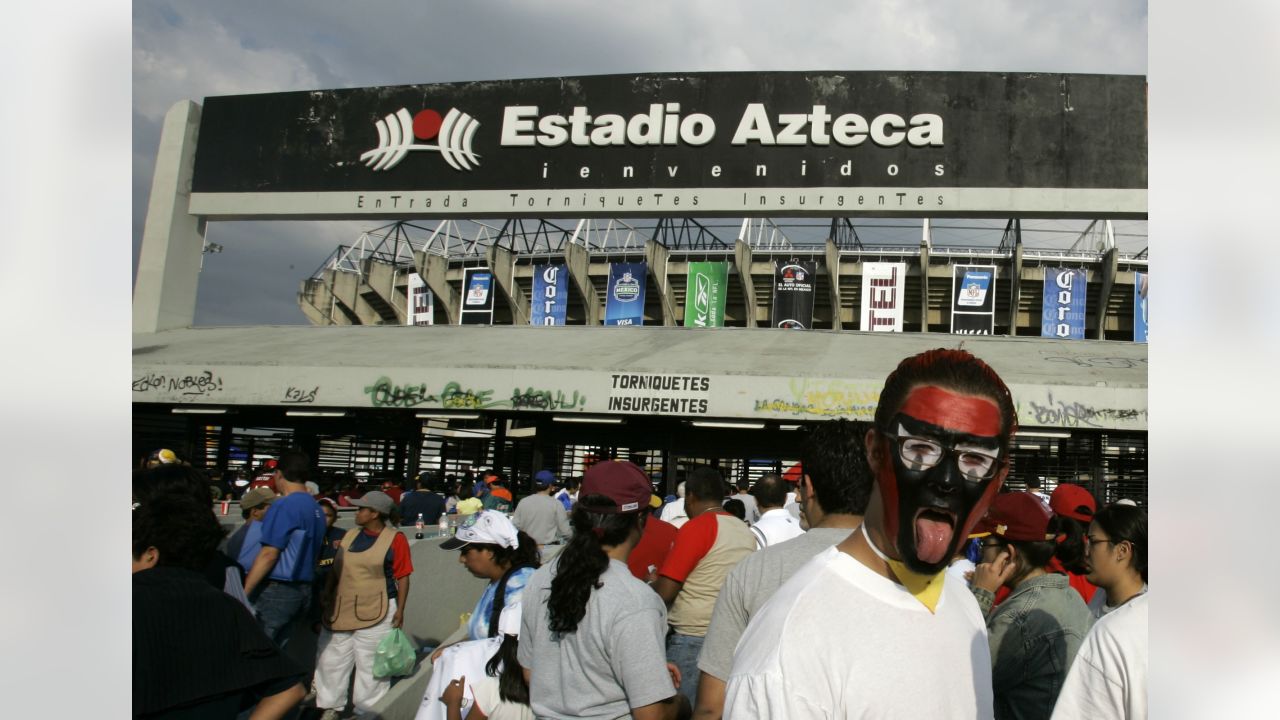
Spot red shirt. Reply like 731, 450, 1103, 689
628, 517, 679, 580
382, 486, 404, 504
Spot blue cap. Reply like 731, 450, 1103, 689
533, 469, 556, 486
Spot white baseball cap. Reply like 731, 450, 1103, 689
440, 510, 519, 550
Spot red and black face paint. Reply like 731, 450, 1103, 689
875, 386, 1007, 575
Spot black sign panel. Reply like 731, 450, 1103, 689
772, 260, 817, 329
188, 71, 1147, 218
950, 264, 997, 335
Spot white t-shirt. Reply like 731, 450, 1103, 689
659, 497, 689, 529
749, 508, 805, 549
471, 673, 535, 720
725, 546, 995, 720
1050, 592, 1147, 720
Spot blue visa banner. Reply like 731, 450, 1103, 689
531, 264, 569, 326
605, 262, 647, 326
1041, 267, 1087, 339
1134, 271, 1148, 342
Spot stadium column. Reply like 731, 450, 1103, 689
824, 238, 843, 331
133, 100, 206, 333
565, 241, 602, 325
416, 249, 461, 325
487, 244, 531, 325
734, 239, 760, 327
644, 239, 678, 326
1009, 224, 1024, 334
1094, 246, 1119, 340
919, 234, 932, 331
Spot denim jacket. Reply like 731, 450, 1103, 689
972, 574, 1095, 720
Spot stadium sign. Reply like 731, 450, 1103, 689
188, 71, 1146, 219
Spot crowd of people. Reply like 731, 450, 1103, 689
133, 348, 1148, 719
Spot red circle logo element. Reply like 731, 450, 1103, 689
413, 109, 443, 140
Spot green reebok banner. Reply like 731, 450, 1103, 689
684, 262, 729, 327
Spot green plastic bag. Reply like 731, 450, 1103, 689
373, 628, 416, 678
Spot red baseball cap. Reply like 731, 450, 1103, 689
971, 492, 1054, 542
782, 463, 804, 484
1049, 484, 1096, 523
580, 460, 652, 514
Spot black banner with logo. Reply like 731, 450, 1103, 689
188, 71, 1146, 218
771, 260, 817, 329
950, 264, 997, 335
459, 267, 495, 325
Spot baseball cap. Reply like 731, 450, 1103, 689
971, 492, 1054, 542
579, 460, 652, 514
441, 510, 520, 550
350, 490, 395, 515
533, 469, 557, 486
240, 488, 277, 510
1049, 484, 1096, 523
148, 448, 179, 465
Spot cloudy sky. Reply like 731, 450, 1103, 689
132, 0, 1148, 325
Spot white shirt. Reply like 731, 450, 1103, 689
659, 497, 689, 529
1051, 593, 1148, 720
749, 508, 805, 549
783, 490, 801, 522
726, 546, 994, 719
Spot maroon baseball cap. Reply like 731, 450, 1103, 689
971, 492, 1054, 542
580, 460, 652, 514
1049, 484, 1096, 523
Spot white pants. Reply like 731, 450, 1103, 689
315, 597, 398, 715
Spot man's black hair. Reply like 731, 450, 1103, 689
799, 418, 873, 516
277, 449, 312, 484
749, 473, 789, 510
686, 466, 725, 504
132, 494, 226, 570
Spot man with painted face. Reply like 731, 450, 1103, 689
725, 348, 1015, 719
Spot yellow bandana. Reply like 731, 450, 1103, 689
861, 524, 947, 613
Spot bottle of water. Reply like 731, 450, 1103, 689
439, 512, 449, 537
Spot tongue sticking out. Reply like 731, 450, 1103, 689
914, 512, 955, 565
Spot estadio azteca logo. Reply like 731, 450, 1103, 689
360, 107, 481, 172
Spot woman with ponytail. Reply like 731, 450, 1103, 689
517, 461, 687, 720
970, 492, 1094, 720
416, 511, 538, 720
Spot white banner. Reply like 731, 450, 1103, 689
406, 273, 434, 326
860, 262, 906, 332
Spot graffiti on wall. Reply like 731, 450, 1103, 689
753, 378, 880, 418
281, 386, 319, 404
132, 370, 224, 397
1044, 355, 1147, 370
364, 376, 585, 411
1020, 391, 1147, 428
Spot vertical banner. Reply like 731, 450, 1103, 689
604, 262, 647, 326
530, 264, 569, 326
460, 267, 495, 325
1040, 267, 1086, 339
1134, 271, 1148, 343
860, 262, 906, 332
684, 261, 729, 328
951, 264, 997, 335
771, 260, 816, 329
406, 272, 434, 326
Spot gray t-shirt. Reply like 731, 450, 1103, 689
697, 527, 853, 680
518, 557, 676, 719
512, 492, 571, 545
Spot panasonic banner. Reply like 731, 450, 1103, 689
684, 262, 729, 328
1134, 271, 1148, 343
460, 267, 495, 325
1041, 267, 1086, 339
531, 264, 569, 326
860, 262, 906, 332
406, 272, 434, 326
772, 260, 816, 329
605, 262, 647, 326
951, 264, 996, 335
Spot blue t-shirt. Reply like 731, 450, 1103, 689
257, 492, 326, 583
236, 521, 266, 573
467, 565, 535, 640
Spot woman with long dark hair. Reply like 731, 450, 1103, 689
416, 511, 538, 720
516, 460, 686, 720
1051, 503, 1148, 719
